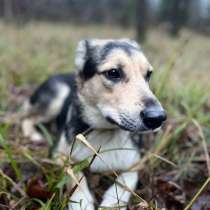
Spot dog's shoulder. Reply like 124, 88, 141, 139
29, 73, 75, 105
50, 73, 80, 132
54, 73, 90, 142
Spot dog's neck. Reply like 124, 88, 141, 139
64, 92, 90, 142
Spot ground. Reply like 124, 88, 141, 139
0, 21, 210, 210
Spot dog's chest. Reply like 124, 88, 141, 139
71, 130, 140, 172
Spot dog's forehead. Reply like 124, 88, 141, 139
96, 41, 150, 71
89, 39, 141, 59
100, 42, 139, 61
89, 38, 139, 46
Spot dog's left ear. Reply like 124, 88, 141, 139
75, 39, 97, 80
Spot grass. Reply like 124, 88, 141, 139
0, 21, 210, 209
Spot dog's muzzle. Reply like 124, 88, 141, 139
140, 106, 167, 130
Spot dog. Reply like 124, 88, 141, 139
21, 38, 167, 210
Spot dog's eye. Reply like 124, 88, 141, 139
103, 68, 123, 81
145, 70, 152, 81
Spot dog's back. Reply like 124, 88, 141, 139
21, 73, 75, 141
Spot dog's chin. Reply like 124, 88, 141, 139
106, 116, 162, 133
105, 116, 126, 130
134, 125, 162, 134
106, 116, 146, 132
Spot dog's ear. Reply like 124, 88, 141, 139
75, 39, 97, 80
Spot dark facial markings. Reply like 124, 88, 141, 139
100, 41, 139, 61
79, 40, 97, 81
79, 57, 97, 80
145, 69, 153, 82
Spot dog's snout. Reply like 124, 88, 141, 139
141, 107, 167, 130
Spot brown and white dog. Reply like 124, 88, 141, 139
21, 39, 167, 210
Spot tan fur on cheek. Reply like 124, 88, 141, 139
79, 76, 107, 106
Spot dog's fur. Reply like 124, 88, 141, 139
21, 39, 166, 210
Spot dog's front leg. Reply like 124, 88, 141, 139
53, 134, 95, 210
68, 172, 95, 210
99, 171, 138, 210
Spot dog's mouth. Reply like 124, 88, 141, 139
106, 116, 147, 132
106, 116, 163, 133
105, 116, 129, 130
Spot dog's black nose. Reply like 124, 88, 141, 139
141, 107, 167, 130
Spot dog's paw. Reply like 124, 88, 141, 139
68, 183, 95, 210
100, 197, 127, 210
68, 200, 95, 210
30, 132, 44, 142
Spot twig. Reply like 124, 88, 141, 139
150, 153, 177, 168
129, 125, 172, 171
75, 134, 119, 178
11, 197, 26, 210
0, 204, 10, 209
0, 112, 27, 124
114, 182, 120, 210
193, 119, 210, 176
183, 176, 210, 210
0, 169, 27, 197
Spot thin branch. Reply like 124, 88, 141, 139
193, 119, 210, 176
183, 176, 210, 210
0, 169, 27, 197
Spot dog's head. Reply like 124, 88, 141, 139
75, 39, 166, 132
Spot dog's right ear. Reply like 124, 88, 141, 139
75, 39, 97, 80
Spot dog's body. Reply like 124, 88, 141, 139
21, 39, 166, 210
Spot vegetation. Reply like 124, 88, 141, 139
0, 21, 210, 209
160, 0, 191, 36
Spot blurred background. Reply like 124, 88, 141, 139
1, 0, 210, 33
0, 1, 210, 210
1, 0, 210, 35
0, 0, 210, 91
